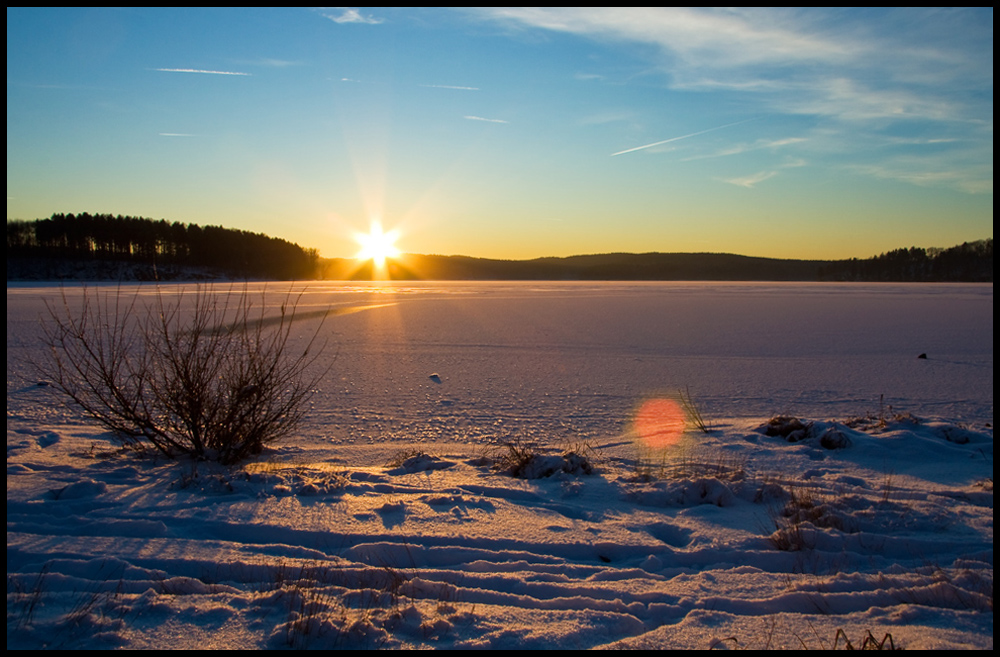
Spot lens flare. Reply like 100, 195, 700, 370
634, 398, 686, 449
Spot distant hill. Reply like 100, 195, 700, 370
319, 252, 827, 281
6, 214, 991, 282
319, 242, 992, 282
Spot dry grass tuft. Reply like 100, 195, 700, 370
832, 628, 898, 650
679, 386, 712, 433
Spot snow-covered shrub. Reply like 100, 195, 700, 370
40, 285, 327, 464
759, 417, 855, 450
490, 439, 593, 478
766, 484, 859, 551
759, 416, 812, 442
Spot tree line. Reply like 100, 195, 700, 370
817, 239, 992, 282
7, 213, 991, 282
7, 213, 318, 280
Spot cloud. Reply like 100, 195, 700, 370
464, 115, 508, 124
476, 8, 853, 73
773, 76, 958, 123
158, 133, 196, 137
722, 171, 777, 188
848, 162, 993, 194
471, 8, 992, 193
322, 8, 383, 25
154, 68, 250, 76
683, 136, 806, 160
781, 157, 808, 168
766, 138, 806, 148
471, 8, 990, 125
421, 84, 480, 91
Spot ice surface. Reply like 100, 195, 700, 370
7, 282, 993, 649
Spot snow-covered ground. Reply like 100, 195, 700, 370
7, 282, 993, 649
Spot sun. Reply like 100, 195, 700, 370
354, 220, 401, 268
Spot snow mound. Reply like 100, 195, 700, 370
385, 452, 457, 475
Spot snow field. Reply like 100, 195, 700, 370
7, 282, 993, 648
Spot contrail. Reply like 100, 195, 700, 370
421, 84, 480, 91
611, 118, 757, 157
464, 115, 508, 124
154, 68, 251, 76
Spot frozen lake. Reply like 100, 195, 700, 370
6, 280, 993, 649
8, 281, 993, 446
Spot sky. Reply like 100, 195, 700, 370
6, 7, 994, 261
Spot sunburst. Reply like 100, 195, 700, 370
355, 220, 401, 268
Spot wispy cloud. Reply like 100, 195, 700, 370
158, 133, 196, 137
421, 84, 480, 91
464, 115, 508, 124
473, 8, 989, 104
472, 8, 992, 193
475, 8, 855, 77
475, 8, 991, 121
781, 157, 808, 169
722, 171, 777, 188
322, 8, 383, 25
766, 138, 806, 149
848, 161, 993, 194
154, 68, 250, 76
683, 136, 806, 160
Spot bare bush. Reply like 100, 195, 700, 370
40, 285, 328, 464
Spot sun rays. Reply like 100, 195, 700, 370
355, 220, 401, 268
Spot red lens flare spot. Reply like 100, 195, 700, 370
635, 398, 686, 449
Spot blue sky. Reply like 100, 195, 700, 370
6, 7, 993, 260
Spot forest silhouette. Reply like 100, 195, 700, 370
7, 213, 992, 282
